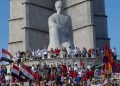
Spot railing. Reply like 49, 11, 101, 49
23, 55, 102, 62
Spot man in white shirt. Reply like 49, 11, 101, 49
42, 48, 48, 59
73, 47, 78, 57
67, 46, 73, 57
13, 53, 19, 62
74, 63, 78, 72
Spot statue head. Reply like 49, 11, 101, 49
55, 0, 64, 14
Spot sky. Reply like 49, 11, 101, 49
0, 0, 120, 55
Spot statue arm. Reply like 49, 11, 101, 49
48, 17, 65, 29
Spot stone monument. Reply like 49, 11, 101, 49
9, 0, 110, 55
48, 0, 74, 50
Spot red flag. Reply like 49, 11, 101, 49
103, 43, 113, 73
2, 48, 13, 58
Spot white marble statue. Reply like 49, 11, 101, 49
48, 0, 74, 50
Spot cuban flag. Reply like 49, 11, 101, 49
11, 65, 26, 81
20, 64, 35, 80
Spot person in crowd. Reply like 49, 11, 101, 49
112, 47, 117, 60
35, 71, 41, 86
17, 51, 24, 63
55, 73, 62, 86
26, 50, 32, 59
88, 48, 92, 57
89, 68, 94, 79
61, 47, 67, 58
1, 65, 7, 86
54, 48, 61, 58
73, 70, 78, 80
38, 64, 43, 76
49, 48, 55, 58
50, 64, 57, 86
13, 53, 19, 62
67, 46, 73, 57
96, 48, 101, 57
74, 74, 81, 85
46, 65, 51, 81
57, 64, 62, 75
100, 48, 104, 57
73, 47, 79, 57
32, 49, 35, 57
62, 63, 68, 78
96, 79, 103, 86
35, 49, 42, 60
77, 48, 82, 57
82, 47, 88, 57
80, 60, 84, 68
42, 48, 48, 59
31, 64, 36, 72
92, 49, 96, 57
69, 67, 74, 79
74, 63, 78, 72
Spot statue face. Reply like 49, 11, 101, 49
55, 1, 64, 14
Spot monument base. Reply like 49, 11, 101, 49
23, 57, 102, 67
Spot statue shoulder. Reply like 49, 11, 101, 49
49, 13, 57, 20
48, 13, 57, 25
66, 15, 71, 20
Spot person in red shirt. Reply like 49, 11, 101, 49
62, 63, 68, 77
81, 74, 87, 82
85, 68, 90, 79
80, 60, 84, 68
35, 71, 42, 86
69, 68, 74, 79
89, 69, 94, 79
73, 70, 78, 79
54, 48, 61, 58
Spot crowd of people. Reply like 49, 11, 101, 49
0, 46, 119, 86
28, 62, 120, 86
0, 61, 120, 86
12, 47, 117, 63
